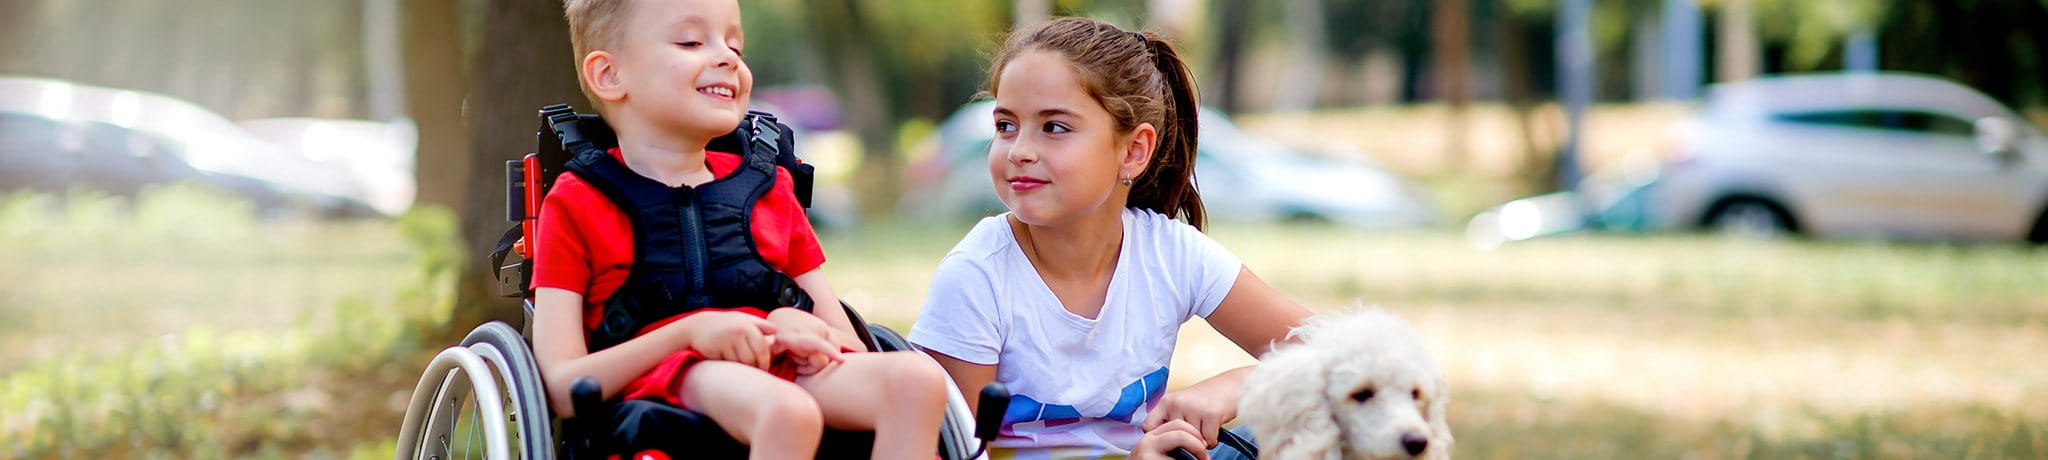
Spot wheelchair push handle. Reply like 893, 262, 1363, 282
570, 377, 606, 418
967, 382, 1010, 459
1167, 428, 1258, 460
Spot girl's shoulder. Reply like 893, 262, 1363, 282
1120, 207, 1216, 253
927, 214, 1024, 284
947, 214, 1021, 261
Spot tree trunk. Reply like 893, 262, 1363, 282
450, 0, 586, 328
1432, 0, 1471, 173
1213, 0, 1251, 113
404, 0, 472, 212
1715, 0, 1757, 83
805, 1, 900, 219
1494, 0, 1551, 195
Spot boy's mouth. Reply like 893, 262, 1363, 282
697, 84, 737, 100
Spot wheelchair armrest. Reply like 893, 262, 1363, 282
837, 301, 881, 352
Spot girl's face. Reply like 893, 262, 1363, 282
988, 50, 1151, 227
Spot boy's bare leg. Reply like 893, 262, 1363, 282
796, 352, 950, 460
681, 361, 823, 460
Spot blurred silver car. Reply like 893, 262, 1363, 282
901, 101, 1437, 228
1473, 73, 2048, 245
0, 77, 372, 215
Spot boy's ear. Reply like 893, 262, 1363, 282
1121, 122, 1156, 181
582, 50, 626, 104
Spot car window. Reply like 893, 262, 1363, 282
1775, 109, 1975, 137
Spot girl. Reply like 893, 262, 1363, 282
908, 17, 1314, 460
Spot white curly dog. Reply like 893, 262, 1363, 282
1238, 309, 1452, 459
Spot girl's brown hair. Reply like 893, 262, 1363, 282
986, 17, 1207, 231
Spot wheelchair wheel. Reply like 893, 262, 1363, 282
397, 321, 555, 460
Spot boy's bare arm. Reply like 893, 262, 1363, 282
790, 268, 867, 350
530, 287, 774, 417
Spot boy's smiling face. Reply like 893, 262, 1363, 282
601, 0, 751, 140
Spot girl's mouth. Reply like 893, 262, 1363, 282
1007, 176, 1048, 191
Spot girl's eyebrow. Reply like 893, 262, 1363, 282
992, 106, 1077, 118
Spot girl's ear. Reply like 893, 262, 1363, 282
1120, 122, 1157, 182
583, 50, 626, 104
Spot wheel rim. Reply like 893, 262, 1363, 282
1717, 202, 1786, 239
403, 348, 514, 460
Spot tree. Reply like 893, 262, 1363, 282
404, 0, 471, 213
443, 0, 584, 327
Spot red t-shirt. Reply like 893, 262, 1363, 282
532, 149, 826, 332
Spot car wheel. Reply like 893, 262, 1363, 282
1706, 199, 1794, 239
2029, 210, 2048, 245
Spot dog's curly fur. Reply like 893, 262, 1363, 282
1238, 309, 1452, 459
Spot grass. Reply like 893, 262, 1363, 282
3, 184, 2045, 457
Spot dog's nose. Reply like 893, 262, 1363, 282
1400, 432, 1429, 455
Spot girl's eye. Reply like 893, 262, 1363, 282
994, 120, 1017, 134
1042, 122, 1070, 134
729, 46, 744, 57
676, 41, 703, 48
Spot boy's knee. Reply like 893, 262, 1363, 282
883, 355, 949, 406
756, 385, 824, 430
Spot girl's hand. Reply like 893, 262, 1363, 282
1143, 377, 1242, 449
680, 311, 778, 369
1132, 419, 1210, 460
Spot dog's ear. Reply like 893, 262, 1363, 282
1423, 376, 1454, 459
1240, 346, 1343, 460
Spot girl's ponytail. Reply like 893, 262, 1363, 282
1128, 31, 1205, 231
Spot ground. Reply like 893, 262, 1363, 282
3, 187, 2045, 458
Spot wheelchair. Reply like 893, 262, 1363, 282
395, 104, 1005, 459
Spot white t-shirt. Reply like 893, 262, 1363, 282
909, 208, 1242, 458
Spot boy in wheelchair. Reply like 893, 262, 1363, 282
519, 0, 950, 458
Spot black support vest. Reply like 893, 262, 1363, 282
546, 109, 816, 353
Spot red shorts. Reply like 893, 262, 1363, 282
614, 308, 856, 408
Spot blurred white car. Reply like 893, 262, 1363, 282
240, 117, 418, 215
1659, 73, 2048, 241
901, 101, 1438, 228
1472, 73, 2048, 245
0, 77, 372, 215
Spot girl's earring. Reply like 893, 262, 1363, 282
1120, 175, 1132, 186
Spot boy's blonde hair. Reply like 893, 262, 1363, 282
564, 0, 633, 113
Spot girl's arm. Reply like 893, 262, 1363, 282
926, 352, 999, 415
1143, 266, 1313, 445
530, 287, 772, 417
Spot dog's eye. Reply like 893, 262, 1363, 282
1350, 388, 1374, 402
1412, 388, 1421, 400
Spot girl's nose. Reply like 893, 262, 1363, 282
1006, 145, 1037, 164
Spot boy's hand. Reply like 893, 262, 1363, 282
767, 308, 844, 374
774, 332, 843, 375
681, 311, 778, 369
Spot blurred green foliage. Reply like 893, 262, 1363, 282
0, 184, 459, 458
